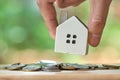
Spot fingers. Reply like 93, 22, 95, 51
37, 0, 57, 39
37, 0, 85, 39
56, 0, 85, 8
88, 0, 111, 47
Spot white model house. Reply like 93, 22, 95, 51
55, 16, 88, 55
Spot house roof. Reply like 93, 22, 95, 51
57, 16, 88, 31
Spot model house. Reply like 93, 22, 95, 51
55, 16, 88, 55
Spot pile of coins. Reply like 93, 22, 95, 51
1, 60, 120, 72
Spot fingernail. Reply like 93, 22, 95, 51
90, 34, 100, 47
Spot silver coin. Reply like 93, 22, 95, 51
42, 64, 60, 72
37, 60, 57, 64
6, 63, 26, 70
74, 64, 90, 70
22, 65, 41, 71
95, 64, 109, 70
86, 64, 98, 70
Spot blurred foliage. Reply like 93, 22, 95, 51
0, 0, 120, 64
0, 0, 54, 51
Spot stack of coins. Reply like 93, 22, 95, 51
1, 60, 120, 72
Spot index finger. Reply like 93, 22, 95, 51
37, 0, 58, 39
88, 0, 111, 47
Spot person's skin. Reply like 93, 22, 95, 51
37, 0, 111, 47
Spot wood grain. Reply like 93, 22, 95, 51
0, 70, 120, 80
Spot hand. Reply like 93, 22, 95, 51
37, 0, 111, 47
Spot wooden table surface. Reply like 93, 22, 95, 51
0, 70, 120, 80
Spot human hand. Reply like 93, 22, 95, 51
37, 0, 111, 47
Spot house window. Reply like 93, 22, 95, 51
73, 35, 77, 38
66, 40, 70, 43
67, 34, 71, 38
72, 40, 76, 44
66, 34, 77, 44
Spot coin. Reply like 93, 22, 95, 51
95, 64, 109, 70
74, 64, 90, 70
36, 60, 58, 67
42, 64, 60, 72
59, 63, 75, 70
59, 63, 78, 70
37, 60, 57, 64
6, 63, 26, 70
60, 63, 90, 70
102, 64, 120, 69
86, 64, 98, 70
22, 65, 41, 72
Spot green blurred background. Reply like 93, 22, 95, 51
0, 0, 120, 64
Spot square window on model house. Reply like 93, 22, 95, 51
66, 34, 77, 44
